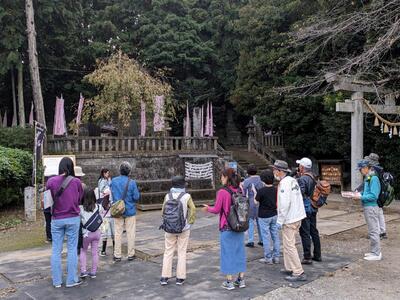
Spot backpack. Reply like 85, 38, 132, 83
305, 173, 331, 208
110, 179, 130, 218
372, 172, 395, 207
83, 204, 103, 232
223, 187, 250, 232
159, 192, 186, 234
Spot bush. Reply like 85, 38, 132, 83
0, 127, 34, 151
0, 146, 33, 207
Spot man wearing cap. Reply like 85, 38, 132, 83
353, 159, 382, 261
296, 157, 321, 264
273, 160, 307, 282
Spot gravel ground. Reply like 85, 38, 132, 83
255, 218, 400, 300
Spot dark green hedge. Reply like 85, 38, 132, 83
0, 146, 33, 207
0, 127, 34, 151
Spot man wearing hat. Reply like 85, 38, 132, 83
296, 157, 321, 264
353, 159, 382, 261
273, 160, 307, 282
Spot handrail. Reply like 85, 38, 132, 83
46, 136, 219, 154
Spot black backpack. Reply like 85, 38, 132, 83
373, 172, 395, 207
223, 188, 250, 232
83, 204, 103, 232
159, 192, 186, 234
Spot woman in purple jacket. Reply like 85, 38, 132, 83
46, 157, 84, 288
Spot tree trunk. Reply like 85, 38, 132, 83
18, 60, 26, 127
25, 0, 46, 127
11, 67, 18, 127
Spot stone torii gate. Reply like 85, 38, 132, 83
325, 73, 400, 190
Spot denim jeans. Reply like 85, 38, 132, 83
258, 216, 280, 260
247, 218, 263, 243
51, 216, 80, 286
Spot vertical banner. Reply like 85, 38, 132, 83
53, 96, 67, 136
153, 95, 165, 132
2, 110, 7, 127
209, 102, 214, 137
185, 101, 191, 137
76, 93, 84, 126
32, 121, 46, 185
140, 100, 146, 136
200, 105, 204, 137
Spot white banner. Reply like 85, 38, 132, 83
185, 161, 213, 180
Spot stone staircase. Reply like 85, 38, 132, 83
228, 147, 271, 174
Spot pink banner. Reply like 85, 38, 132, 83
53, 96, 67, 136
153, 95, 165, 132
12, 113, 17, 127
200, 105, 204, 137
204, 101, 209, 136
140, 101, 146, 136
29, 102, 34, 125
76, 93, 84, 125
185, 101, 191, 137
209, 102, 213, 137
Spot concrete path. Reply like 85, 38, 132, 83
1, 195, 399, 299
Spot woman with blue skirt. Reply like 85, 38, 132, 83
203, 168, 246, 290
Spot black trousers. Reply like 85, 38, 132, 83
44, 210, 52, 240
299, 211, 321, 259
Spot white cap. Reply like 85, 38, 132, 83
296, 157, 312, 168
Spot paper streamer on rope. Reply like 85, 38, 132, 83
140, 100, 146, 136
153, 95, 165, 132
53, 96, 67, 136
185, 161, 213, 180
76, 93, 84, 126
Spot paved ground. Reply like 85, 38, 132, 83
0, 195, 399, 299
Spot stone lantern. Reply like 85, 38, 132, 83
246, 119, 255, 152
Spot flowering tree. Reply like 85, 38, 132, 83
84, 51, 172, 136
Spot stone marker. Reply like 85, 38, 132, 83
24, 186, 36, 222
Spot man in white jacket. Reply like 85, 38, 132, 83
272, 160, 307, 282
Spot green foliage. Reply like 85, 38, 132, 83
84, 51, 172, 133
0, 127, 34, 151
0, 146, 33, 207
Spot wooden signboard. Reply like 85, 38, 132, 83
320, 164, 342, 186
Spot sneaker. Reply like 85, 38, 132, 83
380, 233, 388, 240
176, 278, 185, 285
285, 273, 307, 282
128, 256, 136, 261
221, 281, 235, 290
113, 256, 122, 262
312, 257, 322, 262
54, 284, 62, 288
364, 252, 374, 257
363, 253, 382, 261
259, 258, 273, 264
80, 272, 88, 278
233, 278, 246, 288
258, 241, 264, 246
301, 258, 313, 265
88, 273, 96, 279
272, 257, 280, 264
100, 251, 107, 257
160, 277, 168, 285
280, 269, 293, 275
66, 280, 83, 288
245, 242, 254, 248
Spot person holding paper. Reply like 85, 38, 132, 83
353, 159, 382, 261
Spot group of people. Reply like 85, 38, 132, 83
45, 158, 140, 288
44, 152, 387, 290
